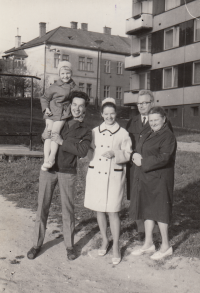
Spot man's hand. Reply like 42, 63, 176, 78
42, 128, 51, 140
102, 150, 115, 159
132, 153, 142, 166
45, 108, 53, 117
51, 133, 63, 145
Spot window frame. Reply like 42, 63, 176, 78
191, 106, 199, 116
79, 82, 84, 91
79, 56, 85, 71
139, 71, 150, 90
165, 0, 180, 11
194, 19, 200, 42
62, 54, 69, 61
164, 26, 180, 50
86, 83, 92, 97
116, 87, 122, 99
193, 61, 200, 85
104, 60, 111, 73
117, 62, 123, 75
170, 108, 178, 118
86, 58, 93, 71
140, 35, 151, 53
163, 66, 178, 89
104, 85, 110, 98
54, 53, 60, 68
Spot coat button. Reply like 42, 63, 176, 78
99, 159, 101, 161
140, 135, 142, 138
105, 172, 107, 174
110, 135, 112, 136
106, 159, 108, 161
103, 134, 105, 135
107, 146, 110, 148
101, 145, 103, 147
99, 172, 101, 174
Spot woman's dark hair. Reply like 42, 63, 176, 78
148, 106, 167, 118
101, 102, 117, 113
69, 91, 90, 107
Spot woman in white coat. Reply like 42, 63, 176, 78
84, 98, 132, 265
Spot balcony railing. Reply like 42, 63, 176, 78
126, 14, 153, 35
125, 52, 152, 70
124, 91, 139, 105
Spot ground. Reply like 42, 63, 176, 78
1, 194, 200, 293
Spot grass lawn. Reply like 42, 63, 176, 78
0, 97, 200, 258
0, 151, 200, 259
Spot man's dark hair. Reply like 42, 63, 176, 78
69, 91, 90, 107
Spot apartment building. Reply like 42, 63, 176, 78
3, 22, 131, 105
124, 0, 200, 129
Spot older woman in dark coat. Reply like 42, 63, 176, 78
129, 106, 177, 260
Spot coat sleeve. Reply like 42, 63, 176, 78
114, 131, 132, 164
85, 129, 96, 161
61, 129, 92, 158
141, 134, 177, 173
40, 86, 54, 112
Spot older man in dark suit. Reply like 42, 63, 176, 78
126, 90, 162, 240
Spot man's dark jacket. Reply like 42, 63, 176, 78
54, 121, 92, 174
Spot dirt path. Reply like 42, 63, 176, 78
1, 195, 200, 293
177, 142, 200, 153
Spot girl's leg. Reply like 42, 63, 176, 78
142, 219, 155, 250
157, 222, 170, 253
108, 212, 120, 258
46, 120, 65, 165
97, 212, 109, 250
43, 119, 53, 163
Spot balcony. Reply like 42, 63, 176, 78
125, 52, 152, 70
124, 91, 139, 106
126, 14, 153, 35
133, 1, 153, 18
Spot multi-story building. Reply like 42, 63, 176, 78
3, 22, 131, 105
124, 0, 200, 129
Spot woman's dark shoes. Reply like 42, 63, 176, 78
67, 247, 77, 260
27, 247, 41, 259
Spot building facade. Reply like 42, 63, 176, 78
124, 0, 200, 129
3, 22, 131, 105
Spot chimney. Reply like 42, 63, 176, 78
15, 28, 21, 48
81, 23, 88, 31
39, 22, 46, 37
103, 26, 111, 35
70, 21, 78, 29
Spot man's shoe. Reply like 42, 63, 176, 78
67, 247, 76, 261
27, 247, 41, 259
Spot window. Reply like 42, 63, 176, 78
86, 84, 92, 97
191, 106, 199, 116
193, 61, 200, 84
104, 86, 110, 98
62, 54, 69, 61
104, 61, 111, 73
79, 83, 84, 91
165, 0, 180, 11
54, 53, 60, 68
86, 58, 93, 71
79, 57, 85, 71
194, 19, 200, 42
165, 109, 169, 115
164, 26, 179, 50
116, 87, 122, 99
139, 72, 150, 89
140, 35, 151, 52
117, 62, 123, 74
170, 108, 178, 117
163, 66, 178, 89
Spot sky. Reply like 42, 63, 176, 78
0, 0, 132, 54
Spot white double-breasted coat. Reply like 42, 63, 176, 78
84, 122, 132, 212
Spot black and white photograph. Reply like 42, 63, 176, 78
0, 0, 200, 292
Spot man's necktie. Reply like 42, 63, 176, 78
142, 116, 146, 127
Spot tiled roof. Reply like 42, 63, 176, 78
5, 26, 130, 55
3, 49, 28, 58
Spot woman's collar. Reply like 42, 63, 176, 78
99, 122, 120, 134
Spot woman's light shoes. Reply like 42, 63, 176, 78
131, 244, 156, 256
150, 247, 173, 260
98, 244, 109, 256
112, 252, 121, 265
